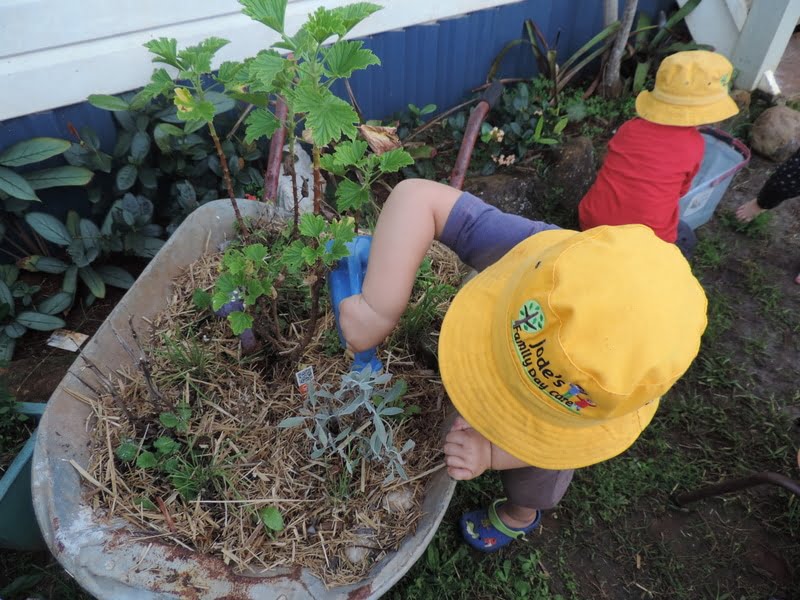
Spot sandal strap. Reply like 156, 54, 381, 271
487, 498, 526, 540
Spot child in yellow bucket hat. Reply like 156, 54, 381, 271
339, 178, 707, 552
579, 50, 739, 259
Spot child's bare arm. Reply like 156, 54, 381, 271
339, 179, 461, 352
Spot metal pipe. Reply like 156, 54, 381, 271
673, 472, 800, 507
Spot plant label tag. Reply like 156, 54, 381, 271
295, 366, 315, 394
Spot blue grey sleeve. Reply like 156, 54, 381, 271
439, 192, 560, 271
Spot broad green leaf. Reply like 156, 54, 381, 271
131, 68, 174, 108
144, 38, 180, 68
130, 131, 151, 163
15, 311, 65, 331
303, 6, 346, 43
553, 116, 569, 135
206, 91, 236, 116
18, 256, 69, 274
78, 267, 106, 299
0, 137, 71, 167
129, 235, 164, 258
211, 291, 229, 312
153, 123, 185, 152
25, 166, 93, 190
259, 506, 284, 531
294, 84, 358, 146
88, 94, 130, 111
298, 213, 326, 238
335, 179, 369, 213
24, 212, 71, 245
96, 265, 136, 289
277, 416, 306, 428
62, 266, 78, 294
154, 436, 180, 455
243, 243, 268, 262
178, 37, 229, 75
332, 139, 368, 167
0, 333, 15, 362
217, 60, 247, 86
324, 41, 380, 79
0, 281, 13, 317
228, 311, 253, 335
0, 166, 38, 201
281, 241, 306, 272
193, 289, 212, 310
240, 0, 288, 33
136, 451, 158, 469
159, 412, 180, 428
247, 50, 285, 93
37, 291, 73, 316
116, 164, 138, 191
244, 108, 280, 144
329, 2, 382, 35
5, 322, 27, 339
115, 441, 138, 462
378, 148, 414, 173
319, 153, 346, 176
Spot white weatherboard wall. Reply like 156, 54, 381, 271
0, 0, 520, 121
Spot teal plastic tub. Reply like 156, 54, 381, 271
678, 127, 751, 230
0, 401, 47, 550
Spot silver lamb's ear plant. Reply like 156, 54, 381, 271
278, 367, 415, 484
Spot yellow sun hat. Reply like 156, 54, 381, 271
438, 225, 707, 470
635, 50, 740, 126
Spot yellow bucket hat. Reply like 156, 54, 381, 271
636, 50, 739, 126
438, 225, 707, 470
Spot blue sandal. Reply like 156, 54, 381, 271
459, 498, 541, 552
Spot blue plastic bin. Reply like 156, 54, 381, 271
0, 401, 47, 550
678, 127, 750, 230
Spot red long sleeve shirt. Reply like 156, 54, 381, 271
578, 118, 704, 243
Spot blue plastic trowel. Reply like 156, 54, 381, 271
328, 235, 383, 373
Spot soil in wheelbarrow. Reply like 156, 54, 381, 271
78, 232, 463, 587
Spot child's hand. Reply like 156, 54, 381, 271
735, 198, 765, 222
443, 416, 492, 480
338, 293, 397, 353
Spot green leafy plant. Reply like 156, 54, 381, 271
278, 367, 415, 484
0, 266, 65, 361
0, 364, 32, 472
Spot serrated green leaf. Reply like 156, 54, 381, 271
294, 84, 358, 146
240, 0, 287, 33
116, 164, 138, 191
193, 289, 212, 310
335, 179, 370, 213
378, 148, 414, 173
0, 137, 71, 167
159, 412, 180, 428
243, 244, 268, 262
79, 267, 106, 299
329, 2, 382, 35
303, 6, 345, 43
0, 166, 38, 201
37, 291, 73, 316
178, 37, 229, 75
144, 38, 180, 68
24, 212, 71, 245
332, 139, 368, 167
15, 311, 65, 331
324, 41, 380, 79
136, 451, 158, 469
281, 241, 305, 272
154, 436, 180, 455
88, 94, 130, 112
244, 108, 280, 144
211, 291, 229, 312
319, 153, 346, 176
115, 441, 138, 462
247, 50, 286, 93
259, 506, 284, 531
131, 68, 175, 109
227, 311, 253, 335
298, 213, 326, 238
25, 166, 94, 190
96, 265, 136, 289
301, 245, 317, 265
173, 88, 215, 123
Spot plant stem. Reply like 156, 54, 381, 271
288, 269, 323, 362
603, 0, 638, 98
286, 131, 300, 235
208, 122, 250, 242
312, 145, 323, 215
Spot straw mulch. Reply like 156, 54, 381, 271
77, 238, 463, 586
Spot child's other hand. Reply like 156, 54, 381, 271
735, 198, 765, 222
338, 294, 396, 353
443, 416, 492, 480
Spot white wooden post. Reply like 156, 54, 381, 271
731, 0, 800, 91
